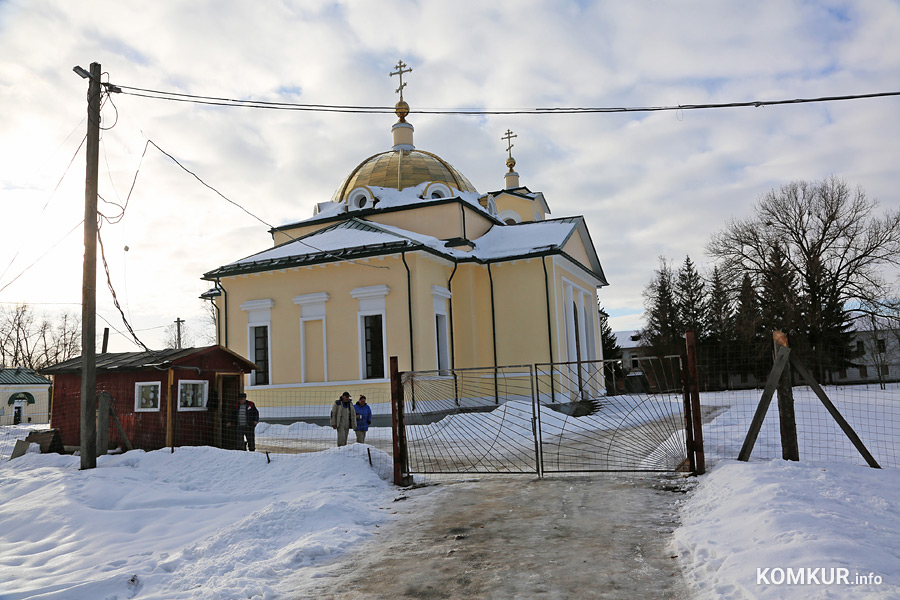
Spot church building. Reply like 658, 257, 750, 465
202, 63, 608, 407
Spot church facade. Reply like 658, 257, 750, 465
202, 69, 607, 407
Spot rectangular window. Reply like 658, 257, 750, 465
856, 340, 865, 354
880, 364, 889, 377
135, 382, 161, 412
435, 313, 449, 372
838, 368, 847, 380
363, 314, 384, 379
859, 365, 868, 378
877, 339, 886, 353
178, 380, 209, 411
253, 325, 269, 385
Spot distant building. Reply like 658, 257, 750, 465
0, 367, 51, 425
42, 346, 256, 451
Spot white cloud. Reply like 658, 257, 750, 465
1, 0, 897, 351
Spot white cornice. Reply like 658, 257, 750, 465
240, 299, 275, 311
350, 284, 390, 299
293, 292, 330, 306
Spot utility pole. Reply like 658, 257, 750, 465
78, 62, 101, 470
175, 317, 185, 349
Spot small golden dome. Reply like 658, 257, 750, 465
395, 100, 410, 123
331, 149, 479, 203
506, 156, 517, 172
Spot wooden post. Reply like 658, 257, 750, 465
684, 331, 705, 474
681, 354, 696, 474
390, 356, 412, 486
774, 331, 799, 461
96, 391, 110, 456
738, 344, 791, 461
165, 368, 175, 449
101, 328, 109, 353
79, 62, 102, 470
789, 356, 881, 468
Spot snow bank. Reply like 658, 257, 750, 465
674, 460, 900, 599
0, 445, 396, 600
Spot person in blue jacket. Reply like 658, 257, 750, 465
354, 395, 372, 443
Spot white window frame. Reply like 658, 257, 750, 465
177, 379, 209, 411
351, 285, 389, 381
134, 381, 161, 412
294, 293, 330, 383
242, 299, 274, 387
432, 285, 452, 371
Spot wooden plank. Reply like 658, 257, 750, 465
97, 391, 110, 456
109, 406, 134, 452
790, 356, 881, 469
738, 345, 791, 461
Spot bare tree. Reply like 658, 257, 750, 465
708, 176, 900, 374
163, 319, 194, 350
0, 304, 81, 370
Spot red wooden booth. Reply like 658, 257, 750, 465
43, 346, 256, 452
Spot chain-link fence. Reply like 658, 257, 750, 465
695, 340, 900, 468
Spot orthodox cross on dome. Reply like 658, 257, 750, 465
502, 129, 517, 172
390, 60, 413, 102
502, 129, 517, 158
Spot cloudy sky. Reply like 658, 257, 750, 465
1, 0, 898, 352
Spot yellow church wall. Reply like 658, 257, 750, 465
488, 260, 554, 365
562, 234, 593, 271
494, 193, 542, 223
447, 264, 494, 369
367, 203, 463, 240
271, 221, 335, 246
217, 254, 413, 388
461, 205, 495, 240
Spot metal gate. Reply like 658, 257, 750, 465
398, 356, 692, 477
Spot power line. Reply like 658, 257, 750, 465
115, 84, 900, 115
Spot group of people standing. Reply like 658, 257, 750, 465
330, 391, 372, 446
226, 390, 373, 451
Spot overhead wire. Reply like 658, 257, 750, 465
113, 84, 900, 115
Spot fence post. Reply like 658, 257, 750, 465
390, 356, 412, 486
680, 354, 696, 474
684, 331, 705, 474
774, 331, 799, 461
96, 391, 110, 457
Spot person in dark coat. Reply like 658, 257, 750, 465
354, 395, 372, 443
232, 392, 259, 451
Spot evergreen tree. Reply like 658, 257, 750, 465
705, 267, 734, 344
598, 304, 623, 394
703, 266, 735, 389
733, 272, 766, 380
675, 255, 707, 340
760, 243, 803, 345
598, 304, 621, 361
641, 258, 682, 356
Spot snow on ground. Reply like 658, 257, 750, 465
674, 386, 900, 599
674, 460, 900, 599
0, 442, 396, 600
1, 383, 898, 599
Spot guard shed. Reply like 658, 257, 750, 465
42, 346, 256, 452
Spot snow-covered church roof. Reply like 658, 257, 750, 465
203, 217, 606, 283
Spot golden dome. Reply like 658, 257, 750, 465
331, 149, 479, 203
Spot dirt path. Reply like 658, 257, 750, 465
281, 474, 693, 599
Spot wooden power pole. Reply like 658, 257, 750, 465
175, 317, 185, 349
79, 62, 102, 470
